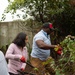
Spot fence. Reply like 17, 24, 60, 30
0, 20, 40, 50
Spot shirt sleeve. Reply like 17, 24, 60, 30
35, 35, 44, 41
21, 63, 26, 69
5, 43, 22, 60
21, 46, 29, 69
23, 46, 29, 61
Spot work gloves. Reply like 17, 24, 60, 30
20, 56, 26, 63
20, 56, 26, 71
20, 68, 25, 71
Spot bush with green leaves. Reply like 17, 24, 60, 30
55, 35, 75, 75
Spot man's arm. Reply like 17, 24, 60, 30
36, 40, 56, 50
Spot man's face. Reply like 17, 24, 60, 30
47, 28, 54, 35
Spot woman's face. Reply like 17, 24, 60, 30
25, 36, 28, 43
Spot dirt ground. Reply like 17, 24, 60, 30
25, 64, 34, 73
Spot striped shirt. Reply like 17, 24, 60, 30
31, 30, 51, 60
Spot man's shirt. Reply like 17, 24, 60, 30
31, 30, 51, 60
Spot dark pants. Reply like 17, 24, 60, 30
9, 72, 19, 75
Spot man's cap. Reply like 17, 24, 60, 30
43, 22, 55, 30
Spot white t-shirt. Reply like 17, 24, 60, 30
0, 51, 9, 75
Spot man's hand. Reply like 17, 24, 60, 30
54, 45, 63, 55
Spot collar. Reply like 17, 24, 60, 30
41, 30, 48, 38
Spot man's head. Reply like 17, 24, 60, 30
42, 22, 55, 34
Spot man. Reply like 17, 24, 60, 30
0, 51, 9, 75
30, 22, 58, 75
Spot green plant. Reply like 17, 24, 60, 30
55, 35, 75, 75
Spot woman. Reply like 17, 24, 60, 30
5, 32, 29, 75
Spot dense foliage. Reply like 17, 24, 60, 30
55, 35, 75, 75
2, 0, 75, 36
4, 0, 70, 22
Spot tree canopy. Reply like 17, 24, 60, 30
4, 0, 71, 22
2, 0, 75, 36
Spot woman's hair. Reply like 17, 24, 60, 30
12, 32, 27, 48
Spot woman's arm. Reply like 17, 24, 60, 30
5, 44, 22, 60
